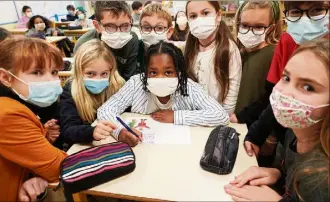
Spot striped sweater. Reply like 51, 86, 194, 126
97, 74, 229, 139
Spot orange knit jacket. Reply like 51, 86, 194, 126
0, 97, 67, 201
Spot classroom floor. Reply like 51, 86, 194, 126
44, 189, 123, 202
45, 188, 65, 201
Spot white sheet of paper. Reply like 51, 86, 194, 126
124, 117, 191, 145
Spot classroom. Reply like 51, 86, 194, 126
0, 0, 329, 202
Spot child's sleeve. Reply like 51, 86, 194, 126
25, 29, 35, 37
174, 83, 229, 127
119, 33, 139, 81
267, 33, 298, 85
60, 83, 95, 144
97, 77, 136, 139
0, 112, 67, 182
222, 41, 242, 113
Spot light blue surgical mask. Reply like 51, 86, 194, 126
8, 71, 63, 108
286, 15, 329, 45
84, 78, 109, 94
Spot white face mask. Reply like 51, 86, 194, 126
78, 13, 85, 20
147, 78, 178, 97
101, 31, 133, 49
141, 31, 167, 47
8, 71, 62, 108
237, 29, 267, 49
26, 12, 33, 18
176, 17, 188, 26
188, 16, 217, 39
35, 23, 46, 31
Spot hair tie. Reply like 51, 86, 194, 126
238, 1, 280, 22
270, 1, 280, 21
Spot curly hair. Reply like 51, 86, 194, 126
27, 15, 52, 30
141, 41, 188, 96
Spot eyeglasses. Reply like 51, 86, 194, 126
284, 6, 328, 22
238, 23, 271, 36
140, 25, 168, 34
99, 22, 132, 34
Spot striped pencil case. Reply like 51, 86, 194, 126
59, 142, 136, 193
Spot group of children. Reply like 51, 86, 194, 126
0, 1, 329, 202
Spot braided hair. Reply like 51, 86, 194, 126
141, 41, 188, 96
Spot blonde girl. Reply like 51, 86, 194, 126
225, 39, 329, 202
60, 39, 124, 145
185, 1, 242, 113
230, 1, 282, 128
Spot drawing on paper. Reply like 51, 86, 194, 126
135, 119, 150, 130
125, 117, 191, 144
128, 119, 137, 128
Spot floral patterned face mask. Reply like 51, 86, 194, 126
270, 89, 329, 129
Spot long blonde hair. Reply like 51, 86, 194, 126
233, 1, 282, 51
71, 39, 124, 123
290, 39, 329, 201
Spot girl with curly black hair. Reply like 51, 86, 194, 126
97, 41, 229, 147
25, 15, 61, 38
25, 15, 74, 57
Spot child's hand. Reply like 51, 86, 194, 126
151, 110, 174, 123
230, 166, 281, 187
52, 31, 58, 36
93, 120, 117, 141
224, 184, 282, 202
229, 113, 238, 123
18, 177, 48, 202
244, 141, 260, 157
118, 129, 142, 147
44, 119, 60, 144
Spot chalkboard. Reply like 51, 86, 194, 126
0, 1, 19, 24
15, 1, 75, 19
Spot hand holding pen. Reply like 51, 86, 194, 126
116, 116, 143, 147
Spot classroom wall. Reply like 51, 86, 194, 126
0, 1, 19, 24
0, 1, 188, 25
0, 1, 79, 25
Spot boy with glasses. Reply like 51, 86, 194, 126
74, 1, 139, 81
136, 3, 174, 73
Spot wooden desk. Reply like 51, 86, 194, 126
7, 28, 28, 36
46, 36, 67, 44
55, 21, 72, 29
67, 113, 257, 201
63, 28, 93, 37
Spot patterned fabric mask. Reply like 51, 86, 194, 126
270, 88, 329, 129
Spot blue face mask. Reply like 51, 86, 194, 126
84, 78, 109, 94
286, 15, 329, 45
8, 71, 63, 108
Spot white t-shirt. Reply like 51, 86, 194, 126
146, 94, 173, 114
193, 40, 242, 113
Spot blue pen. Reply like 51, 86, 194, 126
116, 116, 139, 138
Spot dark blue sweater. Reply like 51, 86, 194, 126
59, 82, 95, 145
